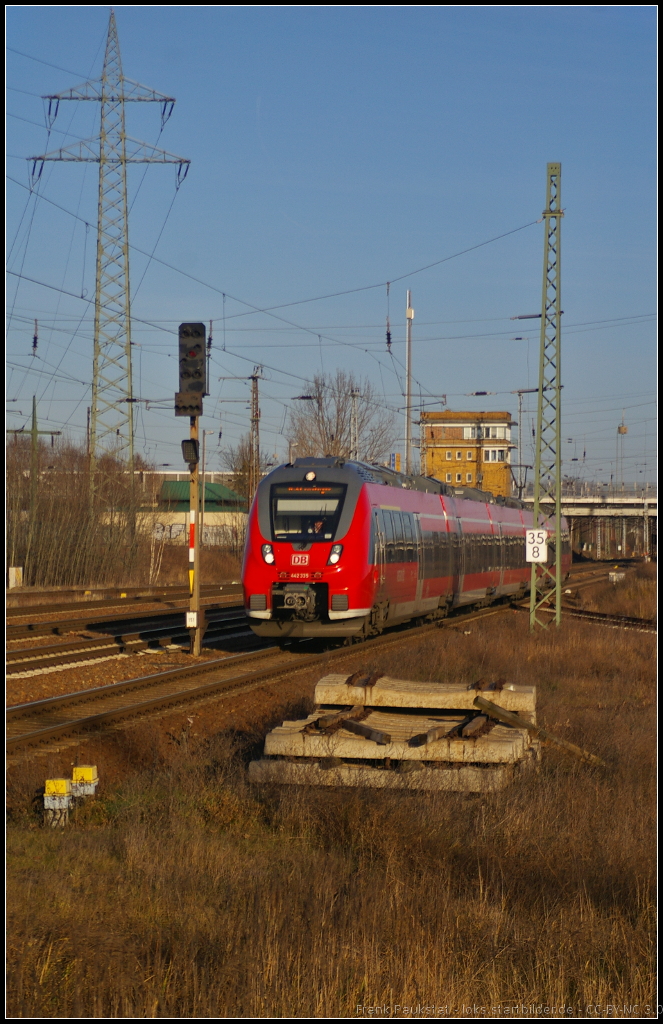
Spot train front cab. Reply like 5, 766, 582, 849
242, 462, 375, 638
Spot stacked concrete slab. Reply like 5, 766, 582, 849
249, 672, 539, 792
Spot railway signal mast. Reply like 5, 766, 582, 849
529, 163, 563, 631
29, 10, 189, 479
177, 322, 207, 657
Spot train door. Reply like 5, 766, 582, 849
373, 509, 386, 598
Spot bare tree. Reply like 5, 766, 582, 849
6, 437, 147, 587
222, 433, 269, 505
287, 370, 396, 464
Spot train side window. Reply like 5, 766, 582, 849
442, 528, 453, 578
403, 514, 415, 562
430, 529, 438, 577
428, 530, 436, 577
392, 512, 405, 563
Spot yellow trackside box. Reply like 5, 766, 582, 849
72, 766, 98, 785
45, 779, 71, 796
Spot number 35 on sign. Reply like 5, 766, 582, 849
526, 529, 548, 562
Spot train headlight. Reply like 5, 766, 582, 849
327, 544, 343, 565
261, 544, 275, 564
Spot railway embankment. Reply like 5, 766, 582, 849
7, 566, 656, 1017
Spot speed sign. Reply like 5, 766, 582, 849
525, 529, 548, 562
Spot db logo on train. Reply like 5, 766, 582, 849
291, 554, 309, 566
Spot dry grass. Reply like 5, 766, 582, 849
7, 591, 656, 1018
154, 545, 241, 586
577, 564, 657, 621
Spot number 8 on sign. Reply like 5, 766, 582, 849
526, 529, 548, 562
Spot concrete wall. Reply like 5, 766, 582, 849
135, 511, 248, 546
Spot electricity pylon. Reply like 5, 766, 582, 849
530, 163, 563, 630
29, 10, 190, 474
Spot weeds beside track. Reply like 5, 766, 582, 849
6, 591, 656, 1019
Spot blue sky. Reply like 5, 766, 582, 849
7, 5, 656, 484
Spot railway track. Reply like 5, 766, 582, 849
6, 603, 509, 758
6, 561, 649, 757
5, 563, 615, 676
6, 595, 244, 642
6, 609, 258, 676
538, 605, 655, 633
6, 582, 242, 618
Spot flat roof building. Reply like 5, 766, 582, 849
420, 410, 515, 497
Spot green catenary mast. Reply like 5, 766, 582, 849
529, 163, 563, 630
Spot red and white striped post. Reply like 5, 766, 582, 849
187, 415, 202, 655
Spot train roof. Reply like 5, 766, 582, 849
287, 457, 527, 510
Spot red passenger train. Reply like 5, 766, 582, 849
242, 457, 571, 640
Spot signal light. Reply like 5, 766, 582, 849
261, 544, 275, 564
175, 392, 203, 416
176, 322, 206, 416
181, 439, 199, 465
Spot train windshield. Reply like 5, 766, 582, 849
270, 484, 346, 542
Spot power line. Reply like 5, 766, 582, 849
209, 219, 543, 320
6, 175, 541, 335
7, 45, 91, 79
7, 111, 92, 141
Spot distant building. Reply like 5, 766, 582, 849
420, 410, 515, 497
159, 480, 247, 512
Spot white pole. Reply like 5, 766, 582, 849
405, 291, 414, 474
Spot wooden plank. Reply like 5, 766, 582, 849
473, 696, 604, 767
461, 715, 494, 738
342, 719, 391, 745
313, 705, 365, 732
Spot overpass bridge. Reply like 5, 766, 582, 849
522, 495, 656, 560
